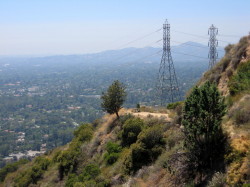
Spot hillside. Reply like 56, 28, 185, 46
0, 36, 250, 187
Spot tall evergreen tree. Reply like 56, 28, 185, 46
182, 81, 227, 176
101, 80, 126, 118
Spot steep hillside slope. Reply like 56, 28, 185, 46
1, 35, 250, 187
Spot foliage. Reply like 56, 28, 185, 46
0, 159, 29, 182
65, 164, 110, 187
101, 80, 127, 118
123, 125, 165, 174
80, 164, 101, 181
121, 118, 144, 147
104, 142, 122, 165
73, 123, 94, 142
182, 81, 227, 176
229, 61, 250, 95
167, 101, 183, 109
14, 157, 50, 186
55, 124, 94, 180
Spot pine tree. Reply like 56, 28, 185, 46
101, 80, 126, 118
182, 81, 227, 176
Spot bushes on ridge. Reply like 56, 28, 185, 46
121, 118, 144, 147
123, 125, 166, 174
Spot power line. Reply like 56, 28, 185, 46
131, 49, 162, 63
172, 29, 209, 39
117, 28, 162, 49
172, 29, 234, 45
218, 34, 242, 38
112, 39, 162, 62
172, 50, 208, 59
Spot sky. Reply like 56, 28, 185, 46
0, 0, 249, 56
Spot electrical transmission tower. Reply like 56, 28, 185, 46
208, 24, 218, 69
157, 20, 180, 105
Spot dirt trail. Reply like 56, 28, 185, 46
125, 109, 172, 122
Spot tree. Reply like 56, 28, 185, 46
182, 81, 227, 177
101, 80, 126, 118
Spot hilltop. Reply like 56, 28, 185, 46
0, 36, 250, 186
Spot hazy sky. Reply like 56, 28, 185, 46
0, 0, 249, 56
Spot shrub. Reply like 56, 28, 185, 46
137, 125, 165, 150
167, 101, 183, 110
79, 164, 101, 181
0, 159, 29, 182
14, 157, 50, 186
104, 142, 122, 165
123, 125, 166, 174
105, 153, 120, 165
229, 61, 250, 95
73, 123, 94, 142
106, 142, 121, 154
121, 118, 144, 147
119, 113, 134, 125
56, 124, 94, 180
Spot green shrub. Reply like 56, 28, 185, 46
79, 164, 101, 181
57, 148, 80, 180
0, 159, 29, 182
119, 113, 134, 125
65, 173, 79, 187
123, 143, 147, 174
106, 142, 121, 154
167, 101, 183, 110
121, 118, 144, 147
14, 157, 50, 186
123, 125, 166, 174
73, 123, 94, 142
229, 61, 250, 95
137, 125, 165, 150
104, 142, 122, 165
56, 124, 94, 180
105, 153, 120, 165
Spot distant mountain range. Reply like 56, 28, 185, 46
0, 42, 225, 67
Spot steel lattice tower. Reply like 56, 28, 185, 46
157, 20, 180, 105
208, 24, 218, 69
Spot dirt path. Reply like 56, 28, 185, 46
125, 109, 172, 122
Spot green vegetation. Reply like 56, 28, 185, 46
229, 61, 250, 95
182, 81, 227, 176
0, 159, 29, 182
55, 124, 94, 180
101, 80, 127, 118
123, 125, 166, 174
14, 157, 50, 187
121, 118, 143, 147
65, 164, 109, 187
166, 101, 183, 109
104, 142, 122, 165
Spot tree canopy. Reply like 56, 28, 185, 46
101, 80, 127, 118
